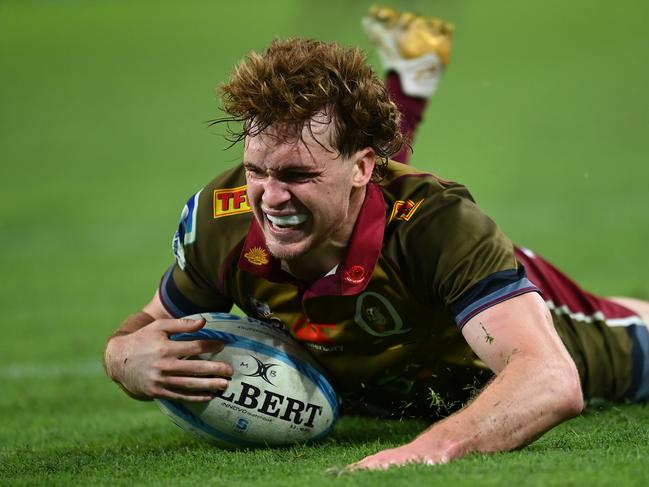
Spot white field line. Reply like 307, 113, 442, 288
0, 360, 104, 379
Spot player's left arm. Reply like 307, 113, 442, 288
348, 292, 583, 470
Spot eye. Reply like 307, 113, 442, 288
244, 165, 265, 178
282, 171, 315, 183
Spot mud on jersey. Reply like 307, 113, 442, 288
160, 161, 642, 417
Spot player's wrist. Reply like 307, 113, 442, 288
103, 336, 153, 401
103, 334, 126, 382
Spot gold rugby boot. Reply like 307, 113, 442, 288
362, 5, 454, 97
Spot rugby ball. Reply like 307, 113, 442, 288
155, 312, 338, 449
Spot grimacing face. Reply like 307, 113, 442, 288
243, 119, 375, 276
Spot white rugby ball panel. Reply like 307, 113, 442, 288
157, 398, 260, 449
155, 312, 338, 448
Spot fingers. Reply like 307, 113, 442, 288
163, 375, 230, 393
347, 456, 406, 471
166, 338, 225, 359
154, 387, 217, 403
347, 455, 446, 471
155, 317, 227, 356
157, 317, 207, 334
346, 446, 445, 471
113, 317, 237, 401
150, 358, 234, 402
166, 358, 234, 378
346, 452, 397, 471
134, 366, 229, 403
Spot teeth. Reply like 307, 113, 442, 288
266, 213, 307, 227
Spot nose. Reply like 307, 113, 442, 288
262, 177, 291, 209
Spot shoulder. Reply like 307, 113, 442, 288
379, 160, 481, 238
173, 164, 253, 271
379, 161, 518, 305
198, 164, 251, 221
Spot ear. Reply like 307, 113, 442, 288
351, 148, 376, 188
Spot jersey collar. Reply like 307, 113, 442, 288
238, 183, 386, 298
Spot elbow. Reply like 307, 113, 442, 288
561, 383, 584, 419
557, 360, 584, 419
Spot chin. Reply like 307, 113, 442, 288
265, 239, 312, 262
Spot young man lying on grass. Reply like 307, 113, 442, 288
104, 7, 649, 470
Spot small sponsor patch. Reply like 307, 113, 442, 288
291, 315, 337, 344
244, 246, 269, 266
213, 185, 251, 218
389, 198, 424, 223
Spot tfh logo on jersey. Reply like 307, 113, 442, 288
213, 185, 252, 218
389, 198, 424, 223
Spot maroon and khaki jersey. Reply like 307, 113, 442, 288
160, 161, 646, 417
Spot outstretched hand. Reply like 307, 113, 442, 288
105, 317, 233, 402
346, 436, 455, 471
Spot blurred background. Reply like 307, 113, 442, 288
1, 0, 648, 374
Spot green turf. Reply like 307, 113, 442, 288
1, 0, 648, 485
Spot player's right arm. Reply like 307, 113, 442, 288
105, 168, 249, 402
103, 291, 233, 402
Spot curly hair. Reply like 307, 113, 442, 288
213, 38, 404, 178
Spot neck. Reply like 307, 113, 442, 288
283, 257, 341, 283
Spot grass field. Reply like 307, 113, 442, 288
1, 0, 648, 485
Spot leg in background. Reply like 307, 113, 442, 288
362, 6, 454, 163
609, 297, 649, 329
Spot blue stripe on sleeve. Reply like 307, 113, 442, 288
625, 323, 649, 401
159, 265, 231, 318
452, 268, 540, 329
159, 266, 187, 318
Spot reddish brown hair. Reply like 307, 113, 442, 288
214, 38, 404, 177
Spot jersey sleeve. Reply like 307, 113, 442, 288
158, 188, 234, 318
159, 263, 233, 318
157, 164, 255, 318
395, 180, 539, 330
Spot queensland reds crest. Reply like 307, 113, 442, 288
354, 292, 411, 337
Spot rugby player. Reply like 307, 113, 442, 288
103, 14, 649, 470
